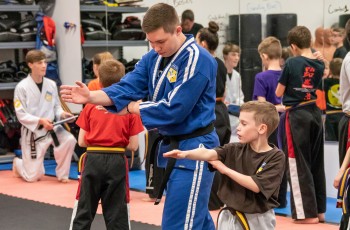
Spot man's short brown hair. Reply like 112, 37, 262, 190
332, 27, 345, 35
181, 9, 194, 22
25, 50, 46, 64
142, 3, 179, 34
287, 26, 312, 49
258, 36, 282, 60
240, 101, 280, 137
98, 59, 125, 88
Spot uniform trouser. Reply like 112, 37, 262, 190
217, 209, 275, 230
214, 102, 231, 146
15, 125, 76, 182
209, 102, 231, 210
324, 113, 342, 142
284, 104, 326, 219
338, 114, 350, 166
162, 163, 215, 230
71, 152, 130, 230
229, 114, 239, 134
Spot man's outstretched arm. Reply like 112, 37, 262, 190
60, 81, 113, 106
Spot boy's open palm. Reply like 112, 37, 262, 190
163, 150, 186, 159
60, 81, 90, 104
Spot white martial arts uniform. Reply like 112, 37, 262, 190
13, 75, 76, 182
225, 69, 244, 132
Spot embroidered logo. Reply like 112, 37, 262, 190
14, 99, 21, 108
45, 91, 53, 102
167, 66, 178, 83
256, 162, 266, 174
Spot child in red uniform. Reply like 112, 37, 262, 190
70, 59, 144, 230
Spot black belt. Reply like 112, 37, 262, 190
153, 123, 215, 205
28, 127, 60, 159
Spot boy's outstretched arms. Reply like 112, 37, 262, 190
163, 148, 218, 161
60, 81, 113, 106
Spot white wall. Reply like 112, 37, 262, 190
123, 0, 349, 60
52, 0, 82, 113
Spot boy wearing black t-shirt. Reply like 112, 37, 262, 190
276, 25, 326, 224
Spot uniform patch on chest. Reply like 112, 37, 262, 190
167, 65, 178, 83
14, 99, 21, 108
45, 91, 53, 102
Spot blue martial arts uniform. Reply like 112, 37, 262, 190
103, 35, 219, 230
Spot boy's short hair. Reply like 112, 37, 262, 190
92, 52, 113, 65
258, 36, 282, 59
98, 59, 125, 88
142, 3, 179, 34
346, 19, 350, 40
332, 27, 345, 35
287, 26, 312, 49
223, 43, 240, 56
25, 50, 46, 64
330, 58, 343, 76
240, 101, 279, 137
281, 47, 293, 61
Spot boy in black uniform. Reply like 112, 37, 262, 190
276, 25, 326, 224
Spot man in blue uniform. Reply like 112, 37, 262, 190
61, 3, 218, 230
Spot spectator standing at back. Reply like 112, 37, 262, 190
181, 9, 203, 37
223, 43, 244, 133
331, 27, 348, 59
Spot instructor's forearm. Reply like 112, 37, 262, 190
89, 90, 113, 106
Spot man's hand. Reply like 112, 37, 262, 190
163, 149, 187, 159
39, 118, 53, 130
60, 81, 90, 104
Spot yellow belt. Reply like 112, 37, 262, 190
285, 99, 316, 110
86, 146, 126, 153
326, 110, 343, 115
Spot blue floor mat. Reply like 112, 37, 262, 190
274, 192, 341, 224
1, 160, 342, 224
